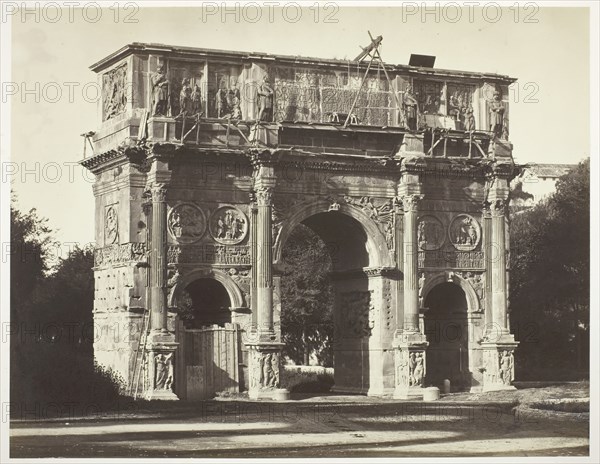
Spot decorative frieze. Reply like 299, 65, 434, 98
94, 242, 148, 267
418, 250, 485, 269
167, 244, 250, 265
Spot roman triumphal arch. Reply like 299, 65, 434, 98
83, 42, 518, 400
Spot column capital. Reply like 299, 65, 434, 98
249, 149, 280, 181
255, 186, 273, 206
400, 194, 423, 213
148, 182, 168, 202
482, 200, 492, 218
490, 199, 507, 217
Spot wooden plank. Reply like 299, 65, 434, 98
234, 325, 240, 389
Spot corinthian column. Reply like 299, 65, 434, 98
149, 183, 168, 332
246, 151, 287, 401
490, 199, 509, 336
481, 192, 517, 393
482, 201, 493, 329
402, 194, 423, 333
393, 192, 428, 399
255, 186, 274, 338
145, 181, 178, 401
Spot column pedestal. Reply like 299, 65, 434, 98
247, 342, 289, 400
481, 341, 518, 392
393, 333, 428, 399
144, 332, 179, 401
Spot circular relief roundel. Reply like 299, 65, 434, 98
168, 203, 207, 244
209, 206, 248, 245
417, 215, 445, 251
105, 206, 119, 244
448, 214, 481, 251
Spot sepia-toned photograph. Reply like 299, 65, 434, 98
1, 1, 597, 462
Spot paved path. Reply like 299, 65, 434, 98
10, 400, 589, 458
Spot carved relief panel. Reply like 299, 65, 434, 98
418, 212, 484, 270
168, 203, 207, 244
250, 349, 281, 390
272, 66, 393, 126
164, 60, 205, 118
417, 215, 445, 251
414, 80, 444, 115
446, 82, 476, 130
102, 63, 128, 121
340, 290, 373, 338
104, 204, 119, 245
449, 214, 481, 251
209, 206, 248, 245
207, 64, 243, 118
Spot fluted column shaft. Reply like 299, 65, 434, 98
491, 199, 508, 333
483, 202, 493, 328
250, 202, 258, 329
255, 187, 274, 336
402, 194, 422, 333
150, 184, 168, 331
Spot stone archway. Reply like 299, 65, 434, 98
276, 202, 397, 395
420, 271, 482, 313
422, 282, 470, 390
273, 198, 393, 268
169, 267, 246, 311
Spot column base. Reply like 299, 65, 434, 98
481, 340, 519, 392
146, 388, 180, 401
393, 333, 429, 400
482, 384, 517, 393
394, 386, 427, 400
142, 336, 179, 401
246, 342, 286, 400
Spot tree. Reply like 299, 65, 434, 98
10, 198, 121, 407
280, 224, 334, 366
510, 159, 589, 379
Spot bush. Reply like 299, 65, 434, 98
529, 400, 589, 413
281, 367, 334, 393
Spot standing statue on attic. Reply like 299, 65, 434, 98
489, 89, 506, 139
257, 75, 274, 122
191, 83, 203, 116
151, 62, 169, 117
403, 85, 418, 130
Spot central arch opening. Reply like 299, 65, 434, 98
180, 278, 232, 329
423, 282, 469, 390
280, 210, 374, 395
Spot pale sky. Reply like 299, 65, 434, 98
5, 3, 592, 249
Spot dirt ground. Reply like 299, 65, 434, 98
10, 383, 590, 458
